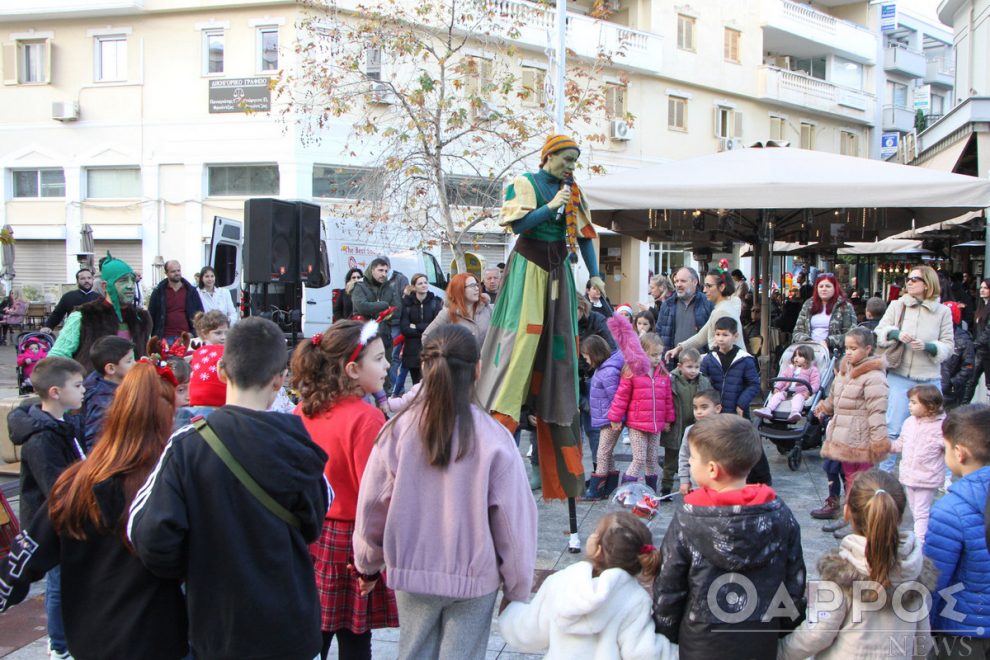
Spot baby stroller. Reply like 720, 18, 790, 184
16, 331, 55, 395
753, 341, 837, 471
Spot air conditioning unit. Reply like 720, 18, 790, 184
369, 82, 394, 105
609, 119, 632, 141
52, 101, 80, 122
773, 56, 792, 70
718, 137, 744, 152
605, 0, 621, 10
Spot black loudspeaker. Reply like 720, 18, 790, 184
297, 201, 321, 283
244, 198, 298, 283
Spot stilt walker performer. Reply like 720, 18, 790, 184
478, 134, 603, 552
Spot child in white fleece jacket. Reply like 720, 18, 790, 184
499, 512, 678, 660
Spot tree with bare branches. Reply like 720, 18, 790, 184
277, 0, 631, 269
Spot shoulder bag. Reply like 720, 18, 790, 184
195, 419, 301, 530
877, 302, 907, 370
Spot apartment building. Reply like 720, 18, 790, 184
1, 0, 886, 306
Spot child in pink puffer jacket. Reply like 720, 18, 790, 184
889, 383, 946, 545
607, 315, 675, 492
755, 344, 821, 423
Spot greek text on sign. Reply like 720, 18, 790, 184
208, 78, 271, 114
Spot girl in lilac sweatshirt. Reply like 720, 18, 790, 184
353, 324, 538, 660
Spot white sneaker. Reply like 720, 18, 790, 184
49, 647, 72, 660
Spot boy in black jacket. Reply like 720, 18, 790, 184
9, 356, 86, 660
654, 415, 805, 659
127, 317, 331, 660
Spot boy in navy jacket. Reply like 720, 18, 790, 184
700, 317, 770, 484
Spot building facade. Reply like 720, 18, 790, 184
0, 0, 914, 307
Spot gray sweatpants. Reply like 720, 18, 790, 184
395, 590, 498, 659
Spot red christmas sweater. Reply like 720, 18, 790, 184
189, 344, 226, 407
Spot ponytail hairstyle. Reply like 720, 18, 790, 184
49, 362, 176, 540
589, 511, 661, 579
388, 323, 478, 468
290, 320, 378, 417
846, 469, 906, 591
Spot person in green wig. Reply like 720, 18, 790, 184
50, 252, 152, 373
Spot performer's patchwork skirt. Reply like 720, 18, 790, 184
477, 236, 584, 499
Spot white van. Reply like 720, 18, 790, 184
208, 213, 444, 338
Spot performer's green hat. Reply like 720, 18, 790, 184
99, 251, 135, 322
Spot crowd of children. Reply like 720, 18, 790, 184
2, 264, 990, 660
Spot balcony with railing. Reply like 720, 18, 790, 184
882, 105, 915, 133
485, 0, 663, 73
757, 66, 875, 125
762, 0, 877, 64
884, 44, 926, 78
924, 57, 954, 87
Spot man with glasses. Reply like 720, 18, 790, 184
657, 267, 713, 365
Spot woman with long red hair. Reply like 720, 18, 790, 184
422, 272, 492, 347
790, 273, 858, 352
0, 361, 188, 660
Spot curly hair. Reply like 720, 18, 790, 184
290, 319, 381, 417
193, 309, 229, 337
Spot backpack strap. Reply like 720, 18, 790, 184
194, 419, 301, 530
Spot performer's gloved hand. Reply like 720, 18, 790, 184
588, 276, 606, 297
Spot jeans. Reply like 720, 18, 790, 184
580, 410, 600, 470
880, 372, 942, 472
47, 566, 67, 653
387, 325, 403, 393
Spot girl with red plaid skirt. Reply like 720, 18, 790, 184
291, 319, 399, 660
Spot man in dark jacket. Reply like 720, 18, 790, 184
127, 318, 330, 660
41, 268, 101, 333
657, 267, 713, 364
942, 301, 975, 407
351, 257, 403, 389
653, 415, 805, 659
148, 260, 203, 340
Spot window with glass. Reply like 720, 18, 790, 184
444, 175, 501, 208
832, 57, 863, 90
87, 168, 141, 198
363, 47, 383, 81
886, 81, 908, 109
840, 131, 859, 157
17, 40, 49, 83
208, 165, 279, 196
312, 165, 381, 200
95, 36, 127, 81
791, 57, 826, 80
724, 28, 740, 63
520, 67, 545, 108
204, 30, 224, 75
258, 27, 278, 72
931, 93, 945, 116
12, 169, 65, 198
605, 83, 626, 118
677, 15, 696, 51
668, 96, 687, 131
715, 107, 742, 139
800, 122, 815, 150
769, 116, 785, 141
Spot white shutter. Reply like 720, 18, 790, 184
43, 39, 52, 84
15, 240, 67, 289
93, 240, 143, 275
2, 43, 17, 85
733, 110, 743, 138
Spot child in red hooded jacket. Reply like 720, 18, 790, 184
607, 314, 675, 492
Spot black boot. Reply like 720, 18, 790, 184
582, 474, 608, 500
645, 475, 659, 493
603, 471, 620, 497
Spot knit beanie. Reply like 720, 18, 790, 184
99, 251, 135, 322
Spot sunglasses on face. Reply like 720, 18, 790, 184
905, 276, 924, 283
815, 273, 834, 281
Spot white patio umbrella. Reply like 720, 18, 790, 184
582, 144, 990, 364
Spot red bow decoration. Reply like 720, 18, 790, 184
160, 337, 189, 359
640, 544, 655, 554
311, 333, 323, 346
139, 356, 179, 387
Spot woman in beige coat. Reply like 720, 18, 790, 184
423, 272, 492, 349
875, 265, 953, 472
